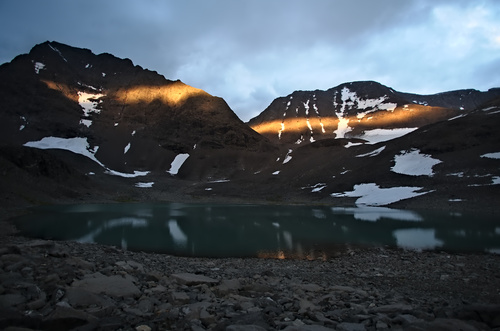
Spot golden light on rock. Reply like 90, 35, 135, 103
251, 105, 453, 138
114, 81, 210, 107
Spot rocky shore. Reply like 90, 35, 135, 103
0, 216, 499, 331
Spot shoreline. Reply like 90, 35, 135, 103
1, 203, 500, 330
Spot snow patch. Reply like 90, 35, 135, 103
124, 143, 131, 154
356, 146, 385, 158
78, 91, 104, 128
19, 116, 27, 131
208, 179, 230, 183
105, 170, 150, 178
135, 182, 154, 188
283, 149, 293, 164
481, 152, 500, 159
391, 149, 442, 176
357, 128, 418, 144
24, 136, 152, 178
448, 114, 467, 121
278, 122, 285, 139
47, 43, 67, 62
330, 183, 428, 206
344, 142, 363, 148
79, 119, 92, 128
168, 153, 190, 175
34, 62, 45, 74
272, 170, 280, 175
24, 136, 103, 166
334, 118, 352, 138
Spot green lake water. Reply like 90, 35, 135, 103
11, 203, 500, 258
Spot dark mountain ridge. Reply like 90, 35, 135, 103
248, 81, 500, 145
0, 41, 274, 176
1, 42, 499, 211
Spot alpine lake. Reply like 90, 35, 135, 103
11, 203, 500, 258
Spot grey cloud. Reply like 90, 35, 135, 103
0, 0, 499, 121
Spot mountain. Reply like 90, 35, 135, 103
1, 42, 499, 211
243, 82, 500, 210
0, 41, 277, 205
248, 81, 500, 145
0, 41, 275, 177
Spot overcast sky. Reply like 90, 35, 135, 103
1, 0, 499, 121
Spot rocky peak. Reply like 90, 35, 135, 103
0, 41, 273, 177
249, 81, 500, 145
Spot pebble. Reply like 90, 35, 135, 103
0, 233, 499, 330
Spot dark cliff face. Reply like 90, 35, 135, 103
248, 81, 500, 145
0, 41, 273, 175
1, 42, 499, 210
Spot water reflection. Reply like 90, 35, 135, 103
12, 204, 500, 258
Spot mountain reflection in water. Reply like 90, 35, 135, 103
12, 203, 500, 258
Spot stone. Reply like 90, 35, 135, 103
283, 326, 335, 331
43, 305, 98, 330
330, 285, 368, 297
136, 325, 151, 331
64, 287, 114, 308
0, 294, 26, 308
138, 298, 154, 313
298, 298, 317, 314
169, 291, 190, 304
71, 272, 141, 298
295, 283, 323, 292
226, 325, 267, 331
337, 322, 366, 331
127, 260, 144, 272
370, 303, 413, 314
406, 318, 478, 331
216, 278, 242, 294
171, 273, 219, 285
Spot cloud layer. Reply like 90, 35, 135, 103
1, 0, 499, 121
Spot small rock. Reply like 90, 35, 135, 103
337, 322, 366, 331
370, 303, 413, 314
226, 325, 267, 331
169, 291, 190, 304
64, 287, 114, 308
407, 318, 478, 331
171, 273, 219, 285
71, 272, 141, 298
136, 325, 151, 331
0, 294, 26, 307
295, 283, 322, 292
43, 305, 98, 330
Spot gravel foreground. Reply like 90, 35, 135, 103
1, 218, 500, 331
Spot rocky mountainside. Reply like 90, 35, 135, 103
0, 41, 274, 171
239, 81, 500, 210
0, 41, 279, 204
248, 81, 500, 145
0, 42, 499, 210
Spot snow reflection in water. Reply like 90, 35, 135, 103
11, 203, 500, 258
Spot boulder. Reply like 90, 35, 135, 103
171, 273, 219, 285
71, 272, 140, 298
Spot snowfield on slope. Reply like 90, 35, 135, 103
330, 183, 429, 206
391, 149, 442, 176
356, 128, 418, 144
168, 153, 190, 175
23, 136, 150, 178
